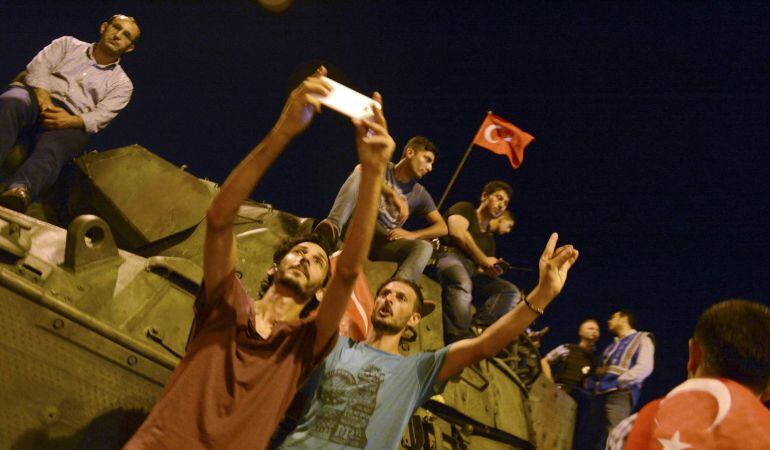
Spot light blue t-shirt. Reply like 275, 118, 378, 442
280, 338, 450, 450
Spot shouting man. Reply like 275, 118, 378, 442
280, 232, 579, 449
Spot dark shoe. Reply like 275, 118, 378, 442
313, 219, 339, 250
0, 186, 31, 213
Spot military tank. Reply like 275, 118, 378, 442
0, 145, 576, 449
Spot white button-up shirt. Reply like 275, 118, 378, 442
23, 36, 133, 134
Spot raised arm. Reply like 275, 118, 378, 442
203, 69, 331, 299
314, 94, 395, 355
438, 233, 579, 382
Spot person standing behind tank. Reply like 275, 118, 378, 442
588, 310, 655, 448
541, 318, 601, 450
607, 300, 770, 450
125, 67, 397, 450
542, 318, 601, 393
0, 14, 140, 213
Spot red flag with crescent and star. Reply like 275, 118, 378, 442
308, 250, 373, 341
329, 250, 373, 341
472, 113, 534, 169
624, 378, 770, 450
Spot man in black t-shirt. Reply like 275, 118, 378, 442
434, 180, 519, 344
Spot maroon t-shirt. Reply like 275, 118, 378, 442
124, 273, 336, 450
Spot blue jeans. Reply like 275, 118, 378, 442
368, 223, 434, 282
0, 86, 88, 199
325, 172, 433, 283
325, 166, 360, 232
434, 250, 521, 343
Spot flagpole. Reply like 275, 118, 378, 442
436, 111, 492, 211
437, 141, 475, 211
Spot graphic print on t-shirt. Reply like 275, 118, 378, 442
378, 183, 407, 227
310, 364, 385, 448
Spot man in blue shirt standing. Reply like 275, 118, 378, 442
590, 310, 655, 447
0, 14, 139, 212
280, 232, 579, 449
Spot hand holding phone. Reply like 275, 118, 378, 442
493, 259, 512, 275
314, 76, 381, 120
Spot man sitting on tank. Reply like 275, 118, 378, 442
0, 14, 140, 213
433, 180, 521, 344
124, 66, 396, 450
314, 136, 447, 283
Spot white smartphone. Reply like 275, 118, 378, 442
316, 76, 381, 120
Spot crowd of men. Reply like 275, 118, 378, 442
2, 14, 768, 450
540, 303, 770, 450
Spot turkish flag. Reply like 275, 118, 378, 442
472, 113, 534, 169
329, 251, 374, 341
624, 378, 770, 450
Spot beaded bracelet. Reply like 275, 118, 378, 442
523, 292, 544, 316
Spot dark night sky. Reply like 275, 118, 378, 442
2, 1, 769, 407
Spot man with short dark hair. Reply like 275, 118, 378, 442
0, 14, 140, 212
315, 135, 447, 283
434, 180, 520, 344
590, 310, 655, 444
606, 299, 770, 449
280, 233, 579, 449
125, 68, 396, 450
